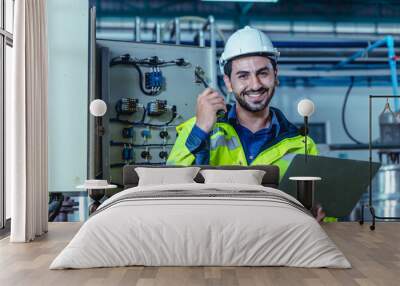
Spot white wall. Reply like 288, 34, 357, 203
47, 0, 88, 192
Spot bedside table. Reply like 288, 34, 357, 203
289, 176, 321, 210
76, 181, 117, 215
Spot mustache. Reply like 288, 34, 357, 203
241, 87, 268, 96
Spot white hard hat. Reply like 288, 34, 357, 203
219, 26, 280, 74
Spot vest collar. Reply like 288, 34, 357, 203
219, 104, 299, 138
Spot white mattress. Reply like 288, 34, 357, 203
50, 183, 351, 269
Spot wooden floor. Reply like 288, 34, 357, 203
0, 222, 399, 286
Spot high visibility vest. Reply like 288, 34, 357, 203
167, 107, 318, 180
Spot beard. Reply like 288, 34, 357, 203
234, 86, 275, 112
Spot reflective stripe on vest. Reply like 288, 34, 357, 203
210, 135, 241, 150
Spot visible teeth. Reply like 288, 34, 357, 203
247, 93, 262, 97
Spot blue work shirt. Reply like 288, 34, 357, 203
186, 104, 280, 165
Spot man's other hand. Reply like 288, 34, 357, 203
312, 203, 326, 223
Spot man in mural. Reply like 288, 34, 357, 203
167, 26, 324, 220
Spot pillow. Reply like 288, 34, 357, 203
135, 167, 201, 186
200, 169, 266, 185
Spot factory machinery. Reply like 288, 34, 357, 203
90, 12, 220, 189
89, 8, 400, 219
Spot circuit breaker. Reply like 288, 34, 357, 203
95, 40, 216, 187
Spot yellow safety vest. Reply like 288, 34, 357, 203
167, 107, 318, 180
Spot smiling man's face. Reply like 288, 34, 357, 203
224, 56, 277, 113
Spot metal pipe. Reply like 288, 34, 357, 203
175, 18, 180, 45
386, 36, 399, 110
100, 48, 111, 185
97, 19, 400, 36
88, 6, 96, 180
209, 15, 217, 89
156, 22, 162, 44
135, 17, 141, 42
198, 28, 205, 47
280, 69, 395, 77
369, 95, 372, 208
368, 95, 374, 230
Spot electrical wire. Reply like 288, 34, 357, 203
110, 55, 190, 96
110, 141, 174, 147
110, 55, 157, 96
110, 117, 179, 128
139, 106, 147, 122
341, 77, 365, 144
111, 105, 178, 127
116, 106, 147, 124
145, 105, 178, 126
134, 57, 190, 67
160, 105, 178, 126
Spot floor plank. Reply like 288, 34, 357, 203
0, 222, 399, 286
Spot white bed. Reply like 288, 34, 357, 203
50, 183, 351, 269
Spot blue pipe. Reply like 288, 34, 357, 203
329, 37, 388, 70
273, 41, 399, 48
324, 36, 399, 110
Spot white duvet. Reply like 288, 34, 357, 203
50, 183, 351, 269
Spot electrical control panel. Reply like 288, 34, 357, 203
95, 40, 216, 187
